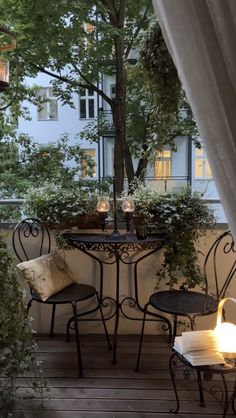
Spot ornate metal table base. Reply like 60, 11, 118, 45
65, 233, 168, 364
169, 351, 236, 417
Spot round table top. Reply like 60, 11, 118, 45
64, 232, 166, 252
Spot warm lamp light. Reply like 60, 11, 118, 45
122, 196, 135, 232
0, 26, 17, 92
96, 195, 110, 213
97, 196, 110, 231
0, 58, 9, 90
214, 298, 236, 357
121, 196, 135, 213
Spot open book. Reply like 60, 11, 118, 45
173, 330, 225, 366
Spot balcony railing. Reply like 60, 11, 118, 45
0, 191, 227, 226
98, 109, 114, 136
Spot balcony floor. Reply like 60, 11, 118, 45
12, 334, 236, 417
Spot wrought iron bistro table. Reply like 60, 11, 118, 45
169, 350, 236, 417
65, 232, 167, 364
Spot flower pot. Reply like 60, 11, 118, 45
133, 216, 148, 240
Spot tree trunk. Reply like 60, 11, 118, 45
112, 0, 135, 194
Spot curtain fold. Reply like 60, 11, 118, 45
152, 0, 236, 239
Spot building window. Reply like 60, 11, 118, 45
110, 84, 116, 99
81, 149, 96, 178
154, 150, 171, 177
37, 88, 58, 121
195, 147, 212, 178
79, 88, 95, 119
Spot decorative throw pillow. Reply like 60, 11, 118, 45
17, 252, 75, 301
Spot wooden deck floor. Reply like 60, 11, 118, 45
12, 334, 236, 418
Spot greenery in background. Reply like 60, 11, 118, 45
0, 1, 199, 194
0, 134, 96, 198
0, 238, 49, 415
23, 178, 112, 227
0, 135, 104, 222
130, 184, 215, 289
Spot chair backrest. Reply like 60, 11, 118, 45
204, 230, 236, 299
12, 218, 51, 262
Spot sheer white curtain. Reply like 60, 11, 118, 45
152, 0, 236, 239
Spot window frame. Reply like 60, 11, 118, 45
37, 87, 58, 121
79, 88, 95, 120
194, 147, 212, 179
81, 148, 97, 179
154, 149, 172, 178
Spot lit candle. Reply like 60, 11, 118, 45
121, 197, 135, 213
97, 196, 110, 213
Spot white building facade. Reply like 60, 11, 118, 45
17, 72, 227, 224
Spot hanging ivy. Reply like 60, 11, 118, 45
0, 238, 49, 415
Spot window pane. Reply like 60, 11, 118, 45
110, 85, 116, 98
80, 99, 86, 118
38, 103, 47, 120
88, 88, 94, 96
163, 161, 171, 177
80, 88, 86, 97
88, 99, 94, 118
195, 160, 203, 177
163, 150, 171, 158
81, 149, 96, 178
155, 161, 162, 177
49, 100, 58, 119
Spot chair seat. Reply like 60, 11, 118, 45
149, 290, 218, 316
32, 283, 97, 304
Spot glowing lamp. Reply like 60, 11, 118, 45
0, 26, 17, 92
122, 196, 135, 232
97, 196, 110, 231
214, 298, 236, 357
121, 196, 135, 213
0, 58, 9, 90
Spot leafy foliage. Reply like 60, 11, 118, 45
0, 238, 48, 413
130, 184, 215, 289
0, 134, 96, 198
152, 189, 215, 289
23, 179, 112, 227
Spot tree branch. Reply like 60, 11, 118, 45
71, 63, 113, 107
29, 63, 88, 89
125, 0, 152, 59
29, 62, 113, 107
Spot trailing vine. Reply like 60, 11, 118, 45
150, 188, 215, 289
0, 238, 49, 416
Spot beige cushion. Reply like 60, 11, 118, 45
17, 252, 75, 301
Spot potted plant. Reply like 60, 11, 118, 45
126, 182, 160, 238
130, 183, 215, 289
23, 179, 111, 230
0, 237, 48, 415
151, 188, 215, 289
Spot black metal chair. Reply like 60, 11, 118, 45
12, 218, 111, 377
135, 230, 236, 371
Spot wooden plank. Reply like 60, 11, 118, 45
11, 412, 227, 418
8, 335, 236, 418
13, 398, 229, 414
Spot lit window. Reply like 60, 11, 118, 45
81, 149, 96, 178
37, 88, 58, 121
195, 147, 212, 178
79, 89, 95, 119
154, 150, 171, 177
